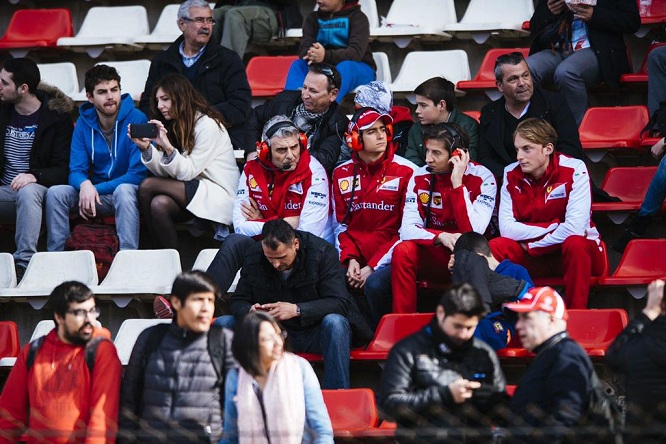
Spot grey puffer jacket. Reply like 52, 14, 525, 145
119, 323, 234, 443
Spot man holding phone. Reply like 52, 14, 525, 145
379, 284, 508, 442
46, 65, 147, 251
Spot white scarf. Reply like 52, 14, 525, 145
237, 352, 306, 444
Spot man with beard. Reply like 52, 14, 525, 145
379, 283, 508, 443
0, 281, 122, 443
45, 64, 147, 251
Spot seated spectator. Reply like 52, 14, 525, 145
648, 45, 666, 118
214, 219, 354, 389
0, 58, 74, 280
352, 80, 413, 159
245, 63, 348, 175
404, 77, 479, 164
46, 65, 147, 252
206, 115, 330, 292
221, 311, 334, 443
212, 1, 302, 59
284, 0, 375, 101
449, 232, 532, 350
140, 0, 252, 150
132, 73, 239, 249
526, 0, 640, 125
489, 118, 604, 309
331, 107, 416, 327
379, 284, 508, 443
390, 123, 495, 324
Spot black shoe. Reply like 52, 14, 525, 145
15, 264, 26, 284
612, 229, 640, 254
613, 215, 652, 253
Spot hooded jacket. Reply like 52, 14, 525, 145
69, 93, 147, 195
0, 84, 75, 187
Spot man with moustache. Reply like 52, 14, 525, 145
139, 0, 251, 150
0, 281, 122, 443
45, 64, 147, 252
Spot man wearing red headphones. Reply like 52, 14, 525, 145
390, 123, 496, 320
331, 107, 416, 327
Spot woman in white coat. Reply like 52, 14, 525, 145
129, 73, 239, 249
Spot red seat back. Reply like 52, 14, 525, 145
322, 388, 379, 431
600, 167, 657, 203
567, 309, 628, 351
0, 9, 73, 48
246, 55, 298, 97
579, 106, 649, 149
472, 48, 530, 82
612, 239, 666, 278
365, 313, 433, 353
0, 321, 20, 359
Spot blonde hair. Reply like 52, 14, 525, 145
513, 118, 558, 148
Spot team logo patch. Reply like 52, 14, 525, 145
248, 175, 260, 191
418, 191, 430, 204
338, 176, 360, 194
545, 183, 567, 202
378, 176, 401, 192
288, 183, 303, 194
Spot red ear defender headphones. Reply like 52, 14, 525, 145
440, 122, 464, 163
256, 120, 308, 162
345, 107, 393, 152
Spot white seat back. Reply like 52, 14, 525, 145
385, 0, 457, 27
96, 249, 182, 295
390, 50, 471, 97
18, 251, 99, 290
114, 319, 171, 365
37, 62, 80, 97
0, 253, 16, 289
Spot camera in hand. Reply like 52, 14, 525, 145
130, 123, 158, 139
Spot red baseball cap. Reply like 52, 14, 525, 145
349, 108, 393, 133
503, 286, 568, 320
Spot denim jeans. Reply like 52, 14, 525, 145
206, 233, 255, 292
527, 47, 600, 126
284, 59, 376, 103
216, 313, 351, 389
639, 154, 666, 217
45, 183, 140, 251
364, 265, 392, 328
648, 46, 666, 116
0, 183, 47, 267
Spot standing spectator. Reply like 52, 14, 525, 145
0, 58, 74, 280
606, 279, 666, 440
379, 284, 508, 443
245, 63, 348, 174
503, 286, 595, 442
0, 281, 122, 443
214, 219, 354, 389
132, 73, 239, 249
284, 0, 375, 100
353, 80, 413, 158
489, 118, 604, 309
477, 51, 583, 179
119, 271, 235, 443
140, 0, 252, 150
331, 107, 416, 326
45, 65, 147, 252
527, 0, 640, 125
390, 123, 496, 323
221, 311, 334, 443
404, 77, 479, 164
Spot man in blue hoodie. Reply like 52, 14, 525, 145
45, 65, 148, 251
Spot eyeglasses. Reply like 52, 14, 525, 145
182, 17, 216, 25
66, 306, 101, 320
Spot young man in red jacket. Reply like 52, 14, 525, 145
391, 123, 496, 320
331, 107, 416, 326
490, 118, 604, 309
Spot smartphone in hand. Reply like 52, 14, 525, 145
130, 123, 158, 139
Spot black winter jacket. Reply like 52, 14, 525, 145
478, 87, 584, 178
139, 35, 252, 150
379, 318, 507, 440
529, 0, 640, 89
606, 314, 666, 427
230, 230, 351, 331
119, 323, 235, 443
0, 84, 74, 186
245, 90, 349, 175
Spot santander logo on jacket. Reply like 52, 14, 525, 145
499, 153, 600, 256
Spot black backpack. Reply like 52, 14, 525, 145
26, 334, 108, 373
580, 360, 624, 444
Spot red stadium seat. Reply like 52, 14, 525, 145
600, 239, 666, 299
579, 106, 649, 161
0, 321, 20, 359
621, 42, 666, 84
350, 313, 432, 361
464, 110, 481, 122
457, 48, 530, 92
246, 55, 298, 98
322, 388, 379, 436
0, 9, 73, 54
496, 328, 532, 359
640, 0, 666, 24
592, 167, 659, 223
531, 241, 609, 287
566, 309, 628, 357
